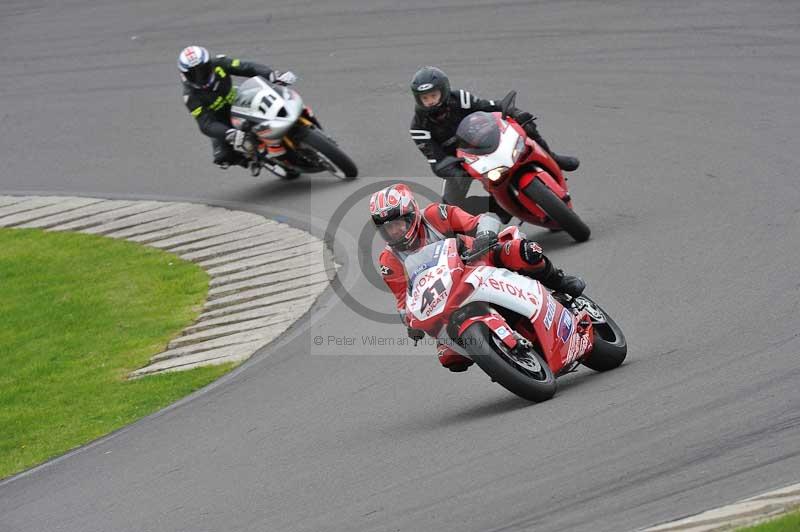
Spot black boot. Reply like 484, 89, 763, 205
537, 258, 586, 297
551, 153, 580, 172
544, 269, 585, 297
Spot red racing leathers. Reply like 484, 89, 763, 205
378, 203, 549, 371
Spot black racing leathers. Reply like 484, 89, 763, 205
410, 89, 502, 176
410, 90, 515, 217
182, 56, 275, 165
409, 89, 558, 218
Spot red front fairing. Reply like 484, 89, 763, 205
457, 113, 574, 229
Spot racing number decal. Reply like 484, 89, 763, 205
420, 278, 446, 315
258, 93, 278, 114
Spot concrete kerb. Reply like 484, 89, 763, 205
0, 195, 334, 377
640, 482, 800, 532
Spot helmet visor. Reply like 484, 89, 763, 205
186, 62, 213, 87
417, 89, 442, 108
377, 214, 415, 246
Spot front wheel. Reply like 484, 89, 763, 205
460, 323, 557, 402
523, 179, 590, 242
298, 128, 358, 180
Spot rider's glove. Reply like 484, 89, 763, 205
519, 239, 544, 265
225, 128, 253, 153
439, 165, 469, 179
273, 70, 297, 85
472, 230, 499, 253
407, 327, 425, 343
510, 110, 536, 126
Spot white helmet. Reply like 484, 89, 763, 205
178, 45, 214, 89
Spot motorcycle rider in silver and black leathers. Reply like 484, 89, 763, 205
409, 66, 580, 221
178, 45, 297, 169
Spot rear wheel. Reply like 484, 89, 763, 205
461, 323, 557, 402
575, 296, 627, 371
523, 179, 590, 242
298, 128, 358, 180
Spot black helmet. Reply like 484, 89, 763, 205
411, 66, 450, 115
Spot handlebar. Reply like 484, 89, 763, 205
460, 242, 499, 263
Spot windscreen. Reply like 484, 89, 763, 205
233, 76, 272, 110
456, 112, 501, 155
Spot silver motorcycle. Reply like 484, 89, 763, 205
230, 76, 358, 180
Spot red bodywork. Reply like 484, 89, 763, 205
456, 113, 573, 230
405, 229, 594, 376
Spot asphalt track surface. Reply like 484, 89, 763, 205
1, 1, 799, 531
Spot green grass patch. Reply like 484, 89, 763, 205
0, 228, 232, 479
736, 509, 800, 531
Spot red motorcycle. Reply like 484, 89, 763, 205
436, 91, 590, 242
406, 227, 626, 402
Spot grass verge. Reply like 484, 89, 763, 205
735, 509, 800, 531
0, 228, 232, 479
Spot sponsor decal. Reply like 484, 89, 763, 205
503, 241, 512, 255
543, 295, 556, 330
557, 309, 574, 343
495, 325, 510, 339
486, 277, 539, 306
438, 204, 448, 220
417, 83, 434, 91
565, 333, 589, 364
380, 265, 392, 276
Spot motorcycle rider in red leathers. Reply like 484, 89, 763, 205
372, 183, 586, 372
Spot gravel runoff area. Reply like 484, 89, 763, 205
641, 482, 800, 532
0, 195, 333, 377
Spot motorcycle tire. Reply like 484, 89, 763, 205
578, 297, 627, 371
299, 128, 358, 180
523, 179, 591, 242
461, 322, 557, 402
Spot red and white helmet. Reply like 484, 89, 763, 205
178, 45, 214, 89
370, 183, 421, 250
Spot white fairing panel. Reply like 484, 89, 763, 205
405, 242, 454, 322
467, 126, 520, 175
462, 266, 543, 320
231, 76, 303, 139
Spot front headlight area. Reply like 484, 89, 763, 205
484, 166, 510, 181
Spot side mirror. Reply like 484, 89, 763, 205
500, 90, 517, 120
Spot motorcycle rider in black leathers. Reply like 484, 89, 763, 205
178, 45, 297, 169
409, 66, 580, 221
